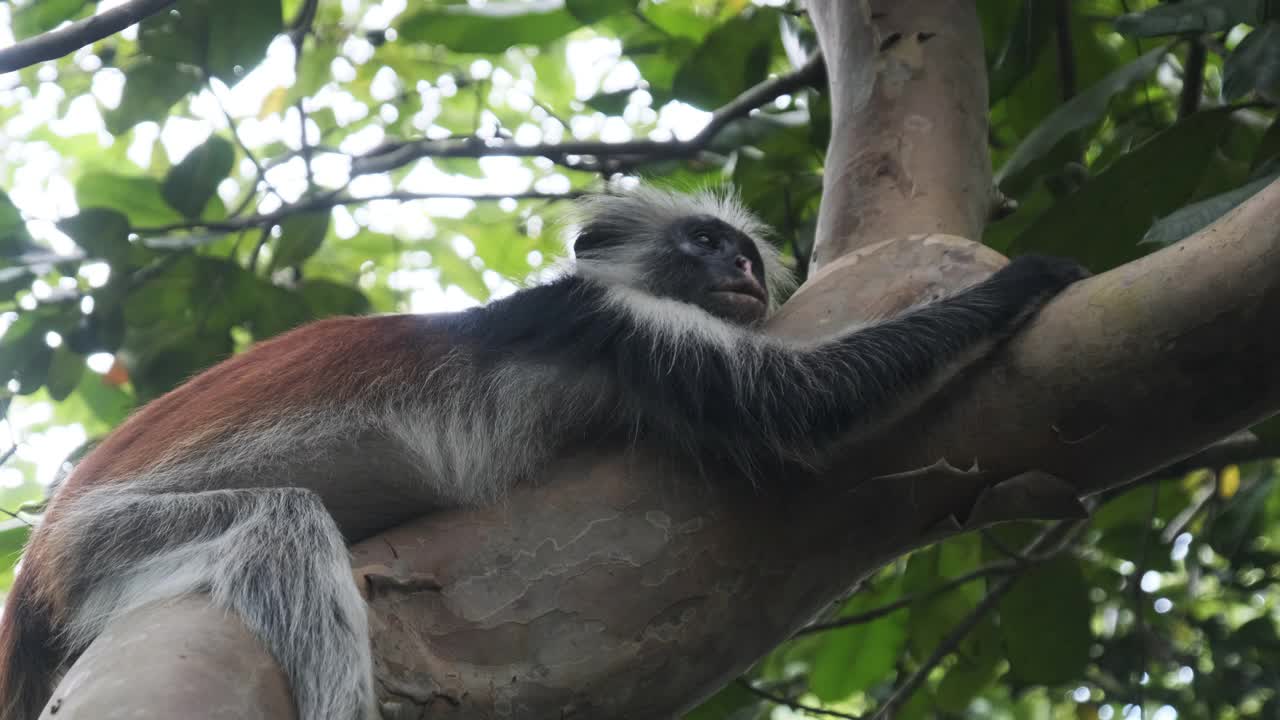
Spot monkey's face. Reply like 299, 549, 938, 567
658, 216, 770, 326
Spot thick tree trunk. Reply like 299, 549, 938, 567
40, 1, 1280, 718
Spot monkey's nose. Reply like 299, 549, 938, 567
734, 256, 752, 274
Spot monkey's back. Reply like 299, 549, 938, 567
45, 314, 455, 526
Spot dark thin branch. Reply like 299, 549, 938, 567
1179, 38, 1207, 119
868, 576, 1015, 720
794, 562, 1019, 636
0, 0, 177, 74
351, 52, 826, 177
736, 679, 860, 720
297, 101, 315, 194
1054, 0, 1077, 101
1132, 485, 1158, 718
132, 189, 583, 236
207, 80, 286, 211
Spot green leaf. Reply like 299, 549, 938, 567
0, 526, 31, 579
0, 312, 53, 395
1092, 478, 1193, 532
566, 0, 636, 24
935, 613, 1002, 713
1141, 169, 1280, 248
126, 327, 234, 401
398, 1, 581, 53
682, 681, 762, 720
46, 346, 85, 402
1115, 0, 1274, 38
1255, 117, 1280, 171
13, 0, 86, 39
809, 575, 908, 701
0, 268, 34, 299
270, 211, 330, 272
76, 172, 184, 228
983, 0, 1055, 105
103, 60, 202, 136
246, 282, 311, 339
77, 368, 135, 426
585, 88, 634, 115
1223, 23, 1280, 102
162, 135, 236, 219
138, 0, 283, 82
300, 279, 371, 319
58, 209, 132, 266
999, 556, 1093, 685
642, 1, 717, 42
1208, 472, 1277, 557
904, 536, 985, 660
1094, 523, 1176, 572
289, 41, 337, 104
1011, 108, 1237, 271
0, 192, 37, 258
996, 46, 1170, 187
672, 10, 777, 109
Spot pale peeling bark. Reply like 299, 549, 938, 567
41, 1, 1280, 718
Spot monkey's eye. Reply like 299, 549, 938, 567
693, 234, 716, 248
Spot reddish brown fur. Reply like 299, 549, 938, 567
0, 313, 447, 719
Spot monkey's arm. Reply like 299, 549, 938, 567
610, 255, 1087, 473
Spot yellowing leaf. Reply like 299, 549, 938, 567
1220, 464, 1241, 498
260, 86, 290, 119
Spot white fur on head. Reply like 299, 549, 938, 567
570, 186, 797, 310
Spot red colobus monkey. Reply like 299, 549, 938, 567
0, 187, 1086, 719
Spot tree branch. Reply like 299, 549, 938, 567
350, 52, 824, 177
736, 679, 860, 719
0, 0, 177, 74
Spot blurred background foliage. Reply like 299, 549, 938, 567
1, 0, 1280, 718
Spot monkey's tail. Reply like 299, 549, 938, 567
0, 569, 60, 720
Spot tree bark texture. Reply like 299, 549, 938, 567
40, 1, 1280, 718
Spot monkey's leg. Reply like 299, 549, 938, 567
49, 486, 373, 720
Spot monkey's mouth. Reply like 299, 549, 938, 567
710, 279, 768, 307
706, 278, 762, 302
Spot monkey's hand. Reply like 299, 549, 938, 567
979, 253, 1091, 335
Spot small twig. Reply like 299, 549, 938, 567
736, 679, 860, 720
0, 505, 33, 528
869, 575, 1016, 720
1132, 485, 1158, 718
0, 0, 178, 73
979, 528, 1030, 564
297, 100, 315, 194
1161, 480, 1215, 542
795, 561, 1019, 636
207, 80, 286, 208
352, 52, 825, 176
